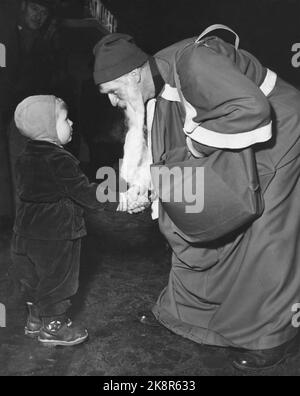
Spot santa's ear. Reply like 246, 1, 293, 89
130, 68, 142, 83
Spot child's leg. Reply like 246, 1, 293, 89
28, 239, 81, 320
26, 238, 88, 346
11, 234, 42, 336
11, 234, 39, 303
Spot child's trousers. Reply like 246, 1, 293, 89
11, 234, 81, 319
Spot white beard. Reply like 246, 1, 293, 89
120, 99, 152, 195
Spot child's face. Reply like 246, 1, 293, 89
56, 107, 73, 145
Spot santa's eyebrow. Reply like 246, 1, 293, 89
99, 87, 115, 95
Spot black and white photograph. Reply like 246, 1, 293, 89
1, 0, 300, 379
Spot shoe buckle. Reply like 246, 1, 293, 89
47, 321, 62, 332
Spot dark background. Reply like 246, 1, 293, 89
101, 0, 300, 86
1, 1, 300, 376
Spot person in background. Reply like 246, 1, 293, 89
0, 0, 65, 211
17, 0, 62, 99
0, 0, 62, 117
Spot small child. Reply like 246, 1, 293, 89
11, 95, 110, 347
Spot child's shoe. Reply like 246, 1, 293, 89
25, 302, 42, 337
38, 319, 88, 347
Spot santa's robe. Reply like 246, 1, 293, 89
148, 34, 300, 350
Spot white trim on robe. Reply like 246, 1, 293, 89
159, 68, 277, 149
185, 121, 273, 149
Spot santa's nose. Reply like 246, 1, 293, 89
108, 94, 119, 107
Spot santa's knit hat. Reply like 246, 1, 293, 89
93, 33, 149, 85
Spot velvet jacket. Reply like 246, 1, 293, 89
14, 140, 105, 240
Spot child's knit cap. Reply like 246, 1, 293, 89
14, 95, 61, 143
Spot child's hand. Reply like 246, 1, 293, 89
117, 185, 139, 212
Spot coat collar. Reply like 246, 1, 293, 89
26, 140, 80, 164
149, 56, 165, 98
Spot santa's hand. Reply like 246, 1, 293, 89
117, 186, 150, 214
117, 187, 140, 213
127, 193, 150, 214
126, 185, 141, 201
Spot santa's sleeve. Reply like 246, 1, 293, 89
176, 45, 272, 153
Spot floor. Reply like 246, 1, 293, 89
0, 209, 300, 377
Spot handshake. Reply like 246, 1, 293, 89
117, 185, 152, 214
